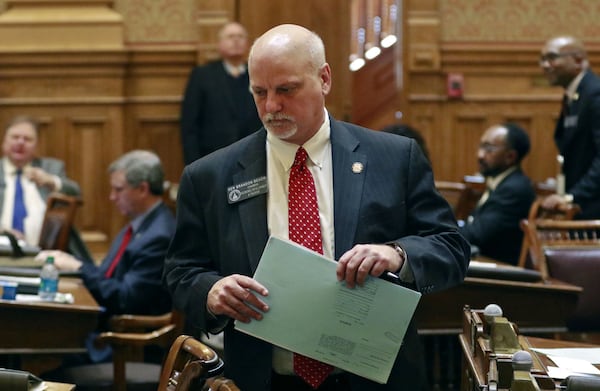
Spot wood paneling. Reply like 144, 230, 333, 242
1, 0, 594, 253
238, 0, 352, 121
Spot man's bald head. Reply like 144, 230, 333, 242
249, 24, 326, 76
544, 35, 587, 60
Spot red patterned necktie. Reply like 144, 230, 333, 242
288, 147, 333, 389
104, 225, 132, 278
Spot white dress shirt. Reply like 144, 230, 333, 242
1, 159, 46, 245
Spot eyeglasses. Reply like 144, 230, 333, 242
539, 51, 577, 65
478, 143, 506, 153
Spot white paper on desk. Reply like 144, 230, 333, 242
545, 355, 600, 380
532, 348, 600, 364
234, 236, 421, 384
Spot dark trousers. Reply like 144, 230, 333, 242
271, 372, 351, 391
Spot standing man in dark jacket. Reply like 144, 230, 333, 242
540, 36, 600, 219
165, 24, 469, 391
180, 22, 262, 164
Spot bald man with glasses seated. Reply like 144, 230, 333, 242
459, 123, 536, 265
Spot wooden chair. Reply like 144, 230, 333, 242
520, 218, 600, 279
435, 178, 484, 221
158, 335, 239, 391
518, 218, 600, 345
543, 246, 600, 336
58, 311, 183, 391
517, 199, 581, 270
38, 192, 82, 251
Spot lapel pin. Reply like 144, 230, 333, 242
352, 162, 363, 174
573, 92, 579, 101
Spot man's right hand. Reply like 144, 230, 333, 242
35, 250, 82, 271
541, 194, 568, 210
207, 274, 269, 323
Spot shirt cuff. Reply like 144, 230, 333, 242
564, 193, 574, 203
52, 175, 62, 191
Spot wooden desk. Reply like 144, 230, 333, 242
416, 273, 581, 335
459, 334, 599, 391
0, 277, 101, 354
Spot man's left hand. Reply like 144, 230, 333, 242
336, 244, 403, 288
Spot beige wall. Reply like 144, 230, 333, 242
440, 0, 600, 43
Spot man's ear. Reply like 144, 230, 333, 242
138, 181, 151, 195
505, 149, 518, 166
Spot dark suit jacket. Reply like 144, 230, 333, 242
164, 118, 470, 390
460, 169, 535, 265
80, 203, 175, 316
556, 70, 600, 219
180, 60, 263, 164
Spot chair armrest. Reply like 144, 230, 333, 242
108, 312, 173, 331
98, 323, 177, 348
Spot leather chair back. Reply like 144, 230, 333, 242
544, 246, 600, 331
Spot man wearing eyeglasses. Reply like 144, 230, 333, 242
540, 36, 600, 219
459, 123, 535, 265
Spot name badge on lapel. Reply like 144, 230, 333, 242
563, 115, 578, 128
227, 176, 268, 204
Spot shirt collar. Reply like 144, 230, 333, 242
267, 109, 330, 173
566, 70, 586, 102
129, 200, 162, 234
222, 60, 246, 77
3, 158, 31, 176
486, 166, 517, 191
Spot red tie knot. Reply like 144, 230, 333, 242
293, 147, 308, 169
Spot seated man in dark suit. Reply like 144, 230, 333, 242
0, 115, 80, 245
37, 150, 175, 362
459, 123, 536, 265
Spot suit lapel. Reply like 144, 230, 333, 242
234, 131, 269, 273
560, 72, 589, 150
330, 119, 366, 259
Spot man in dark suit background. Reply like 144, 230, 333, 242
540, 36, 600, 219
459, 123, 536, 265
38, 150, 175, 363
0, 115, 80, 245
179, 21, 263, 165
164, 24, 469, 390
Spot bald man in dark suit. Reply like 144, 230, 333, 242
540, 36, 600, 219
165, 24, 469, 391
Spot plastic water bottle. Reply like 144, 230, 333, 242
39, 256, 59, 301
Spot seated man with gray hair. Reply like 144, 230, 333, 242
37, 149, 175, 363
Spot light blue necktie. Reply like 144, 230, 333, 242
12, 170, 27, 232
